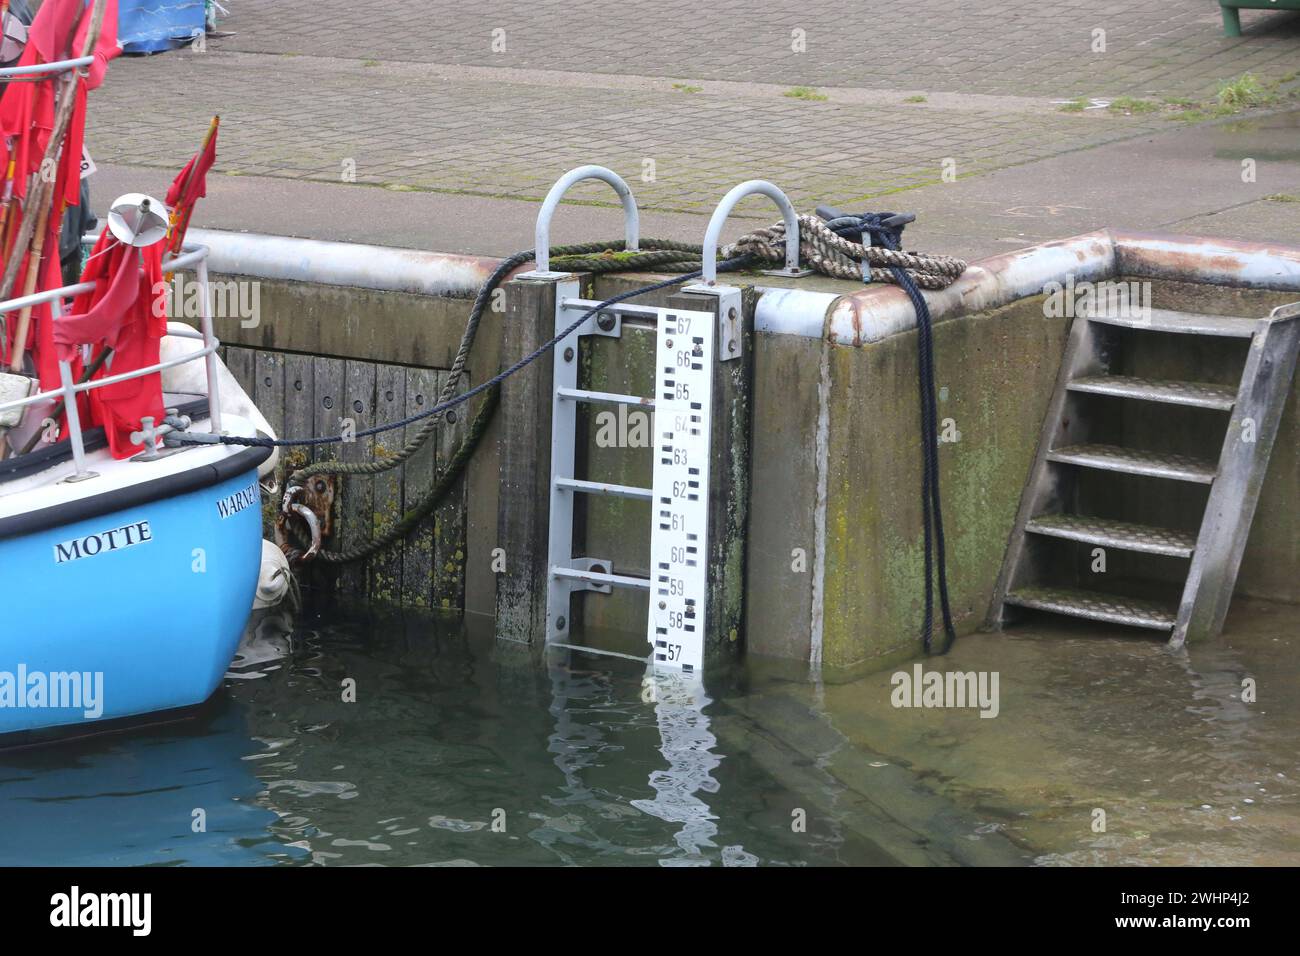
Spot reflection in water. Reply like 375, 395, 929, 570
629, 668, 747, 866
228, 605, 296, 675
538, 656, 757, 866
0, 703, 302, 866
0, 610, 882, 866
537, 659, 630, 863
804, 669, 854, 856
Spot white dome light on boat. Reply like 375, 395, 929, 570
107, 193, 169, 247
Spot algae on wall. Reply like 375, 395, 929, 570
213, 270, 1299, 663
816, 300, 1069, 672
805, 279, 1299, 672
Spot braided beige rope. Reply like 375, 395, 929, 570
724, 214, 966, 290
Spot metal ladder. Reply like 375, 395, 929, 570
525, 169, 805, 674
991, 298, 1300, 646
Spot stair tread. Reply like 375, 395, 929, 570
1068, 374, 1237, 410
1084, 307, 1258, 338
1026, 513, 1196, 556
1006, 586, 1176, 631
1048, 443, 1217, 483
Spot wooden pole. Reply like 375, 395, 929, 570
0, 0, 16, 259
0, 156, 18, 263
6, 188, 53, 370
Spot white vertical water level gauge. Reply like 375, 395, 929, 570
648, 308, 715, 673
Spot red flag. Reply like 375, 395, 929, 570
166, 119, 218, 211
163, 117, 218, 270
58, 0, 120, 206
73, 0, 119, 90
23, 0, 82, 62
1, 0, 119, 373
25, 0, 118, 81
52, 239, 140, 362
0, 40, 58, 205
4, 216, 71, 387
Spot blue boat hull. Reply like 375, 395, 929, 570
0, 466, 265, 736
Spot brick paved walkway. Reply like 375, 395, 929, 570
87, 50, 1180, 216
219, 0, 1298, 99
81, 1, 1300, 245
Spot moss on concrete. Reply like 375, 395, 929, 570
228, 268, 1298, 662
818, 300, 1068, 670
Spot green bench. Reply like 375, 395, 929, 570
1220, 0, 1300, 36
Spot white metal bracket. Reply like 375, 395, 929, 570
681, 283, 745, 364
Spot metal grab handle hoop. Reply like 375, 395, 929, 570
533, 165, 640, 275
700, 180, 801, 283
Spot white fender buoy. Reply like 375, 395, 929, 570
253, 538, 293, 610
230, 540, 298, 676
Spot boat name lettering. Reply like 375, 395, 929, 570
53, 521, 153, 565
217, 480, 260, 520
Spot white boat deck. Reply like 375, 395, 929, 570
0, 410, 263, 522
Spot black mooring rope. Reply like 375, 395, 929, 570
169, 256, 752, 451
832, 213, 957, 655
172, 217, 962, 651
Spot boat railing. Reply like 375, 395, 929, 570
0, 243, 223, 479
0, 56, 97, 80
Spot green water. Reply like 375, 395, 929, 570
4, 599, 1296, 866
0, 607, 894, 867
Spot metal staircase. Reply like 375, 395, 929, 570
991, 300, 1300, 646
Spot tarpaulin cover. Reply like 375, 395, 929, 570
117, 0, 203, 54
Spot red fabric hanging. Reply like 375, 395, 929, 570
52, 237, 138, 361
27, 216, 81, 390
25, 0, 118, 89
0, 1, 117, 206
65, 230, 166, 459
1, 0, 121, 430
